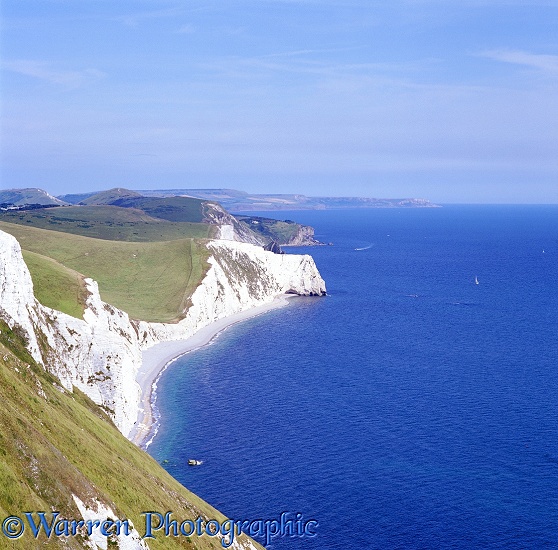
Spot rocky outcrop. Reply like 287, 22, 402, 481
232, 215, 323, 247
72, 495, 149, 549
263, 241, 284, 254
204, 206, 324, 247
281, 224, 323, 246
0, 230, 325, 438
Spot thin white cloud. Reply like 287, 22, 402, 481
114, 6, 184, 27
480, 49, 558, 75
114, 4, 216, 28
176, 24, 196, 34
258, 46, 365, 58
195, 53, 439, 90
2, 60, 106, 88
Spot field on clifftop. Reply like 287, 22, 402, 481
0, 204, 213, 242
0, 221, 209, 323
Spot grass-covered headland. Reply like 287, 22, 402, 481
0, 191, 218, 322
0, 324, 264, 549
0, 221, 209, 323
0, 188, 322, 322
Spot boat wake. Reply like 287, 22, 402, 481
355, 244, 374, 251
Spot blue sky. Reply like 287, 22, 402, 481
1, 1, 557, 203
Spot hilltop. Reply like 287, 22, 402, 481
0, 187, 67, 207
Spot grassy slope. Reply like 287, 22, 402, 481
21, 250, 88, 320
0, 205, 212, 242
0, 328, 264, 549
0, 222, 209, 323
77, 190, 207, 224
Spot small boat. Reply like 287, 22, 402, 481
475, 276, 479, 285
188, 459, 203, 466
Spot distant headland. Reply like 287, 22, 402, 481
134, 188, 442, 211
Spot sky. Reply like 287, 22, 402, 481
1, 0, 557, 203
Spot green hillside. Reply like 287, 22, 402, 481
78, 188, 143, 204
78, 189, 207, 223
0, 327, 264, 549
0, 205, 212, 242
106, 196, 206, 223
0, 188, 279, 550
236, 216, 302, 244
4, 187, 323, 246
21, 250, 88, 320
0, 222, 209, 323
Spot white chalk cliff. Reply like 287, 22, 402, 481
0, 229, 325, 438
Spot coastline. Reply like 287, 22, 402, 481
130, 294, 292, 448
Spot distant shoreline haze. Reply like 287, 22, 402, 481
0, 186, 441, 211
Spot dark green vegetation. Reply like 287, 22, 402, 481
76, 189, 207, 223
0, 189, 214, 242
0, 325, 264, 549
237, 215, 303, 244
0, 222, 209, 323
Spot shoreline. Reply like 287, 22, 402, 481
129, 294, 292, 448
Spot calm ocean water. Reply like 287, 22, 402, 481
149, 206, 558, 549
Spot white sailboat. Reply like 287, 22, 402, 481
475, 276, 479, 285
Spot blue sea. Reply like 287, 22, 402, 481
148, 206, 558, 549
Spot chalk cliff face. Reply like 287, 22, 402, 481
202, 201, 263, 244
0, 230, 325, 438
138, 240, 326, 345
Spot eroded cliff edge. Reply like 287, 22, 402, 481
0, 229, 326, 438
